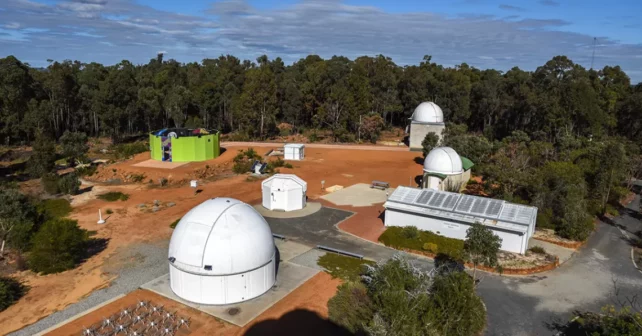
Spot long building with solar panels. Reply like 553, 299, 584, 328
383, 186, 537, 254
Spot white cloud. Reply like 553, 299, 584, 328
0, 0, 641, 82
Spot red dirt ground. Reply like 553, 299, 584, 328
1, 145, 421, 334
44, 272, 342, 336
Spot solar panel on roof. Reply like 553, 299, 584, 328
415, 190, 434, 205
388, 189, 406, 202
499, 204, 518, 221
515, 207, 534, 224
485, 200, 503, 217
402, 189, 421, 203
428, 193, 446, 207
456, 195, 475, 212
470, 198, 489, 214
441, 194, 459, 210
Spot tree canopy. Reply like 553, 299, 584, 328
0, 54, 640, 146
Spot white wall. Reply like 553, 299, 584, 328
409, 123, 445, 150
384, 208, 527, 254
169, 256, 276, 304
284, 147, 303, 160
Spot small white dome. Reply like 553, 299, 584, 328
412, 102, 444, 123
168, 198, 275, 276
423, 147, 463, 175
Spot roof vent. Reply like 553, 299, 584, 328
168, 257, 176, 263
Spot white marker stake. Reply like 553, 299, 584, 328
97, 209, 105, 224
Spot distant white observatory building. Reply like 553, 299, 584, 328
168, 198, 276, 305
407, 102, 446, 151
423, 147, 473, 191
262, 174, 307, 212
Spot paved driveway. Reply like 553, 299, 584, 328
265, 198, 642, 336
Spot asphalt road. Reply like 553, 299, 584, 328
265, 198, 642, 336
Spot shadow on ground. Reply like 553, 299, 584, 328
243, 309, 354, 336
80, 237, 109, 264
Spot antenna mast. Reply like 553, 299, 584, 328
590, 37, 597, 69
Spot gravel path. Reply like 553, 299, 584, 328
10, 242, 169, 336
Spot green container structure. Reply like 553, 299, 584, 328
150, 128, 220, 162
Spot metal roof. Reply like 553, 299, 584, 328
384, 186, 537, 233
423, 147, 464, 175
411, 102, 444, 123
262, 174, 307, 191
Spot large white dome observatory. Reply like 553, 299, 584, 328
168, 198, 276, 305
423, 147, 463, 175
412, 102, 444, 123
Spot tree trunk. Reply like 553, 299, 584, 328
0, 239, 5, 257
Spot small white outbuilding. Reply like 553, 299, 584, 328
262, 174, 307, 211
168, 198, 276, 305
284, 143, 305, 161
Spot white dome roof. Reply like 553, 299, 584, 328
168, 198, 275, 276
412, 102, 444, 123
262, 174, 307, 192
423, 147, 463, 175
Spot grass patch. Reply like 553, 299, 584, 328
97, 192, 129, 202
379, 226, 465, 260
170, 218, 181, 229
317, 253, 375, 282
528, 246, 547, 254
38, 199, 72, 219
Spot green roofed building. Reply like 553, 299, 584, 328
150, 128, 220, 162
422, 147, 473, 191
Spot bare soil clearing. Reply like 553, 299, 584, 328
1, 145, 418, 334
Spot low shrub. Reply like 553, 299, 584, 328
536, 208, 555, 230
105, 209, 113, 215
97, 192, 129, 202
284, 163, 294, 169
111, 141, 148, 159
38, 199, 72, 219
605, 204, 619, 217
130, 173, 146, 183
423, 242, 438, 254
529, 246, 547, 255
317, 253, 375, 282
170, 218, 181, 229
233, 148, 261, 174
159, 177, 168, 186
0, 277, 27, 312
401, 226, 419, 239
75, 165, 97, 177
308, 131, 319, 143
41, 173, 60, 194
58, 173, 80, 195
379, 226, 464, 260
28, 218, 88, 274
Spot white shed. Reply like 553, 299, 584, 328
262, 174, 307, 211
168, 198, 276, 305
383, 186, 537, 254
284, 143, 305, 160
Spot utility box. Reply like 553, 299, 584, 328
284, 143, 305, 161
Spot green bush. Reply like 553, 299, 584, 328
28, 218, 88, 274
529, 246, 547, 254
75, 165, 97, 177
423, 242, 438, 254
170, 217, 181, 229
130, 173, 146, 182
556, 306, 642, 336
284, 163, 294, 169
308, 131, 319, 143
401, 226, 419, 239
97, 192, 129, 202
328, 257, 485, 336
41, 173, 60, 194
111, 141, 148, 159
379, 226, 464, 260
317, 253, 375, 282
422, 132, 440, 158
0, 277, 27, 312
536, 208, 555, 230
605, 204, 619, 217
105, 209, 113, 215
233, 148, 262, 174
38, 199, 72, 219
58, 173, 81, 195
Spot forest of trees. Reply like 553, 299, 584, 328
1, 53, 641, 146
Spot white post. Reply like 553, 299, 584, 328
97, 209, 105, 224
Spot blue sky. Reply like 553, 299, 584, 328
1, 0, 641, 82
